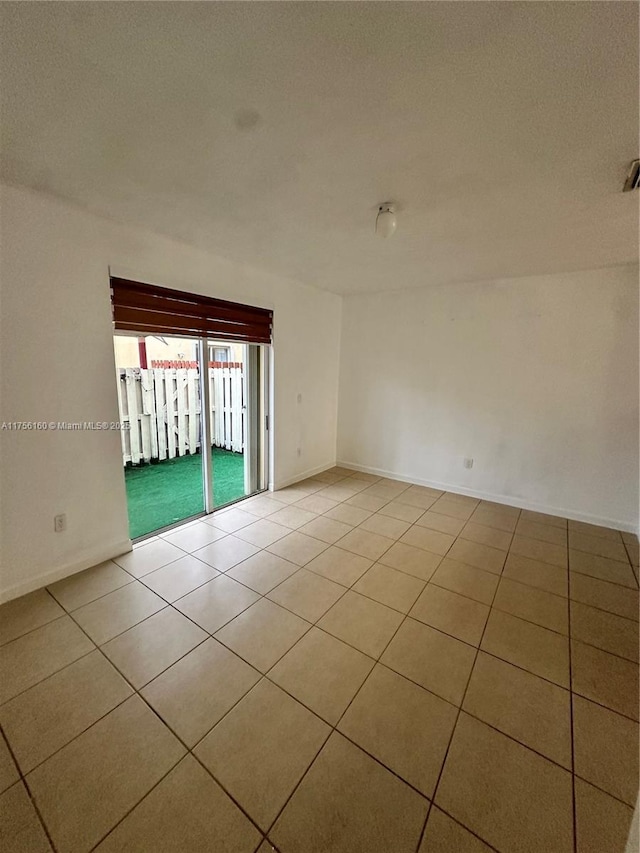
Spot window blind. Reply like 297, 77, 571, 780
110, 277, 273, 344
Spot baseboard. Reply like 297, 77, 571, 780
271, 461, 336, 491
0, 538, 133, 604
337, 460, 639, 534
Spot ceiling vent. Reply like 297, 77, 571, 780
623, 159, 640, 192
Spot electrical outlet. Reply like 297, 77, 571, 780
54, 513, 67, 532
296, 393, 302, 404
296, 447, 302, 457
463, 458, 474, 469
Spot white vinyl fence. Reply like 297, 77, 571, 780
117, 366, 244, 465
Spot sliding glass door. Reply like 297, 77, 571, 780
114, 333, 268, 539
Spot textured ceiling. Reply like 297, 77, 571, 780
1, 2, 638, 294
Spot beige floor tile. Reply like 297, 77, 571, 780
460, 521, 512, 551
215, 599, 311, 672
317, 483, 363, 502
395, 490, 439, 511
515, 519, 567, 546
573, 695, 638, 806
141, 638, 260, 747
569, 549, 637, 588
503, 552, 568, 596
353, 563, 425, 613
269, 628, 374, 724
574, 778, 634, 853
0, 737, 18, 795
141, 555, 220, 602
436, 713, 573, 853
95, 755, 260, 853
571, 601, 638, 662
267, 531, 329, 565
304, 546, 372, 587
268, 505, 318, 531
318, 591, 403, 658
271, 732, 427, 853
294, 494, 339, 515
570, 572, 639, 622
510, 535, 567, 568
196, 680, 330, 830
410, 584, 489, 646
48, 562, 133, 612
102, 607, 207, 688
470, 507, 519, 533
346, 492, 390, 512
428, 498, 475, 521
0, 650, 132, 774
571, 639, 639, 721
161, 521, 227, 552
569, 520, 622, 541
381, 618, 476, 706
0, 617, 94, 705
379, 501, 426, 523
478, 500, 520, 516
0, 782, 52, 853
400, 526, 455, 556
241, 495, 284, 518
336, 527, 395, 561
193, 535, 260, 572
364, 481, 411, 500
338, 664, 456, 797
27, 695, 185, 853
447, 538, 507, 574
233, 519, 291, 548
419, 807, 494, 853
415, 510, 465, 536
206, 507, 257, 533
113, 539, 185, 578
174, 575, 260, 633
481, 609, 569, 687
0, 589, 64, 647
442, 492, 480, 507
431, 559, 498, 605
298, 516, 353, 544
520, 509, 567, 529
358, 513, 411, 540
569, 531, 629, 563
267, 569, 344, 622
313, 470, 346, 485
324, 503, 372, 526
494, 576, 568, 633
226, 551, 299, 595
379, 542, 442, 581
346, 471, 380, 483
463, 651, 572, 768
72, 582, 167, 645
274, 484, 321, 503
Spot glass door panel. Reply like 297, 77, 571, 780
114, 334, 205, 538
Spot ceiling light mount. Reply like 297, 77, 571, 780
375, 202, 397, 238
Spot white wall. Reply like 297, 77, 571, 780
0, 184, 341, 601
338, 265, 639, 531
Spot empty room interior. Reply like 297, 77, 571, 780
1, 3, 639, 853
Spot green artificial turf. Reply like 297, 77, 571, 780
125, 447, 245, 539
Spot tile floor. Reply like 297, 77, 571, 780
1, 468, 638, 852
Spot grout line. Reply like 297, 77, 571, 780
2, 479, 637, 851
413, 505, 522, 853
0, 724, 59, 852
